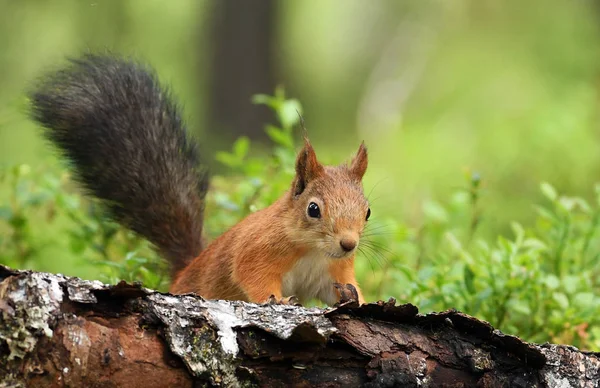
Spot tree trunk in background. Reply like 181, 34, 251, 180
2, 265, 600, 387
207, 0, 276, 145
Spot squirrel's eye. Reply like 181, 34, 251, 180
307, 202, 321, 218
366, 208, 371, 221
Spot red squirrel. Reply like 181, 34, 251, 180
29, 54, 369, 305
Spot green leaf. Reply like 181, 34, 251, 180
215, 151, 239, 168
511, 222, 525, 245
562, 275, 580, 294
552, 292, 569, 309
523, 238, 547, 251
265, 125, 293, 148
233, 136, 250, 159
573, 292, 595, 309
423, 200, 449, 223
17, 164, 31, 177
445, 232, 463, 253
251, 93, 276, 109
573, 197, 591, 213
509, 299, 532, 316
558, 197, 576, 212
497, 236, 514, 254
278, 99, 303, 129
540, 182, 558, 202
464, 264, 476, 295
534, 205, 556, 222
543, 274, 560, 290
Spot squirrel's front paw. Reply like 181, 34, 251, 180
266, 295, 302, 306
333, 283, 360, 306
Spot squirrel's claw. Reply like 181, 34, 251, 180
266, 295, 302, 306
333, 283, 360, 307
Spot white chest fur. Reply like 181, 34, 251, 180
282, 252, 338, 305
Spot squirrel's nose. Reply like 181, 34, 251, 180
340, 238, 357, 252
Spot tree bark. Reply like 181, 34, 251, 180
1, 265, 598, 387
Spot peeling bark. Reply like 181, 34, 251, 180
1, 265, 599, 387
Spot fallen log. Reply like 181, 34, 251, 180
0, 265, 598, 387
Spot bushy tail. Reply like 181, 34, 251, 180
29, 53, 208, 277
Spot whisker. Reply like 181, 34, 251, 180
357, 246, 379, 274
361, 232, 397, 239
362, 240, 394, 254
366, 178, 388, 203
357, 243, 389, 266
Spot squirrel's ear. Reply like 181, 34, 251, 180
293, 138, 324, 196
350, 141, 368, 180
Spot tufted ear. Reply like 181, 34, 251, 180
292, 138, 324, 196
349, 141, 368, 180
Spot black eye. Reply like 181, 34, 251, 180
366, 208, 371, 221
307, 202, 321, 218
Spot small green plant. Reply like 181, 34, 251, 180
361, 177, 600, 350
205, 87, 302, 237
0, 163, 168, 290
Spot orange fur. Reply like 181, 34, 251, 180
171, 139, 370, 305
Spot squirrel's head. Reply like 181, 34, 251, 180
288, 138, 369, 258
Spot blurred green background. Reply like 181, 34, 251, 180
2, 0, 599, 237
3, 0, 600, 349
